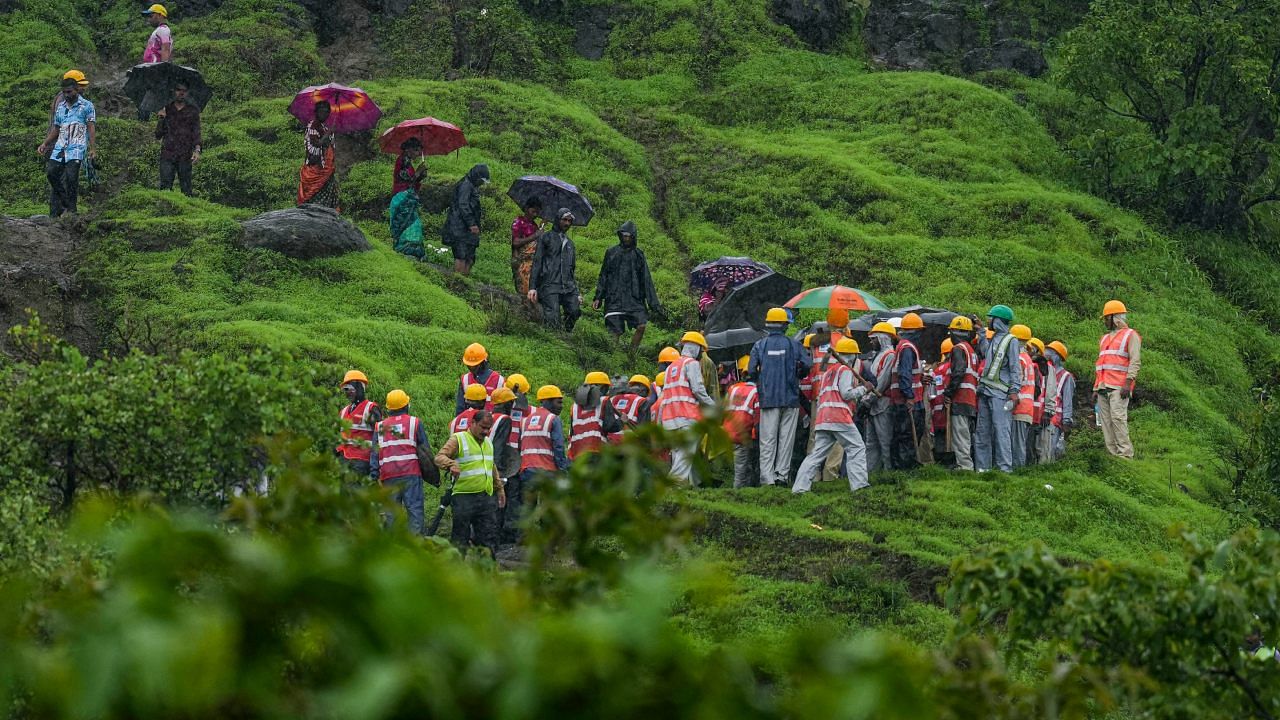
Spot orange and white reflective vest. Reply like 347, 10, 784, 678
460, 370, 506, 411
889, 339, 925, 405
658, 356, 702, 424
930, 361, 950, 432
1014, 352, 1036, 418
951, 342, 979, 410
1051, 370, 1075, 428
800, 362, 823, 403
450, 407, 478, 435
1031, 363, 1047, 425
1095, 328, 1139, 390
568, 402, 605, 459
520, 406, 559, 472
375, 414, 421, 482
608, 392, 645, 443
814, 364, 857, 431
723, 381, 760, 444
338, 399, 377, 462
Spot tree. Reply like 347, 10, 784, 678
1058, 0, 1280, 231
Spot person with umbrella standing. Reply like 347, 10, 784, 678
297, 101, 339, 208
442, 164, 490, 276
154, 81, 201, 196
37, 75, 96, 218
593, 220, 664, 351
528, 208, 582, 332
511, 198, 544, 298
389, 138, 428, 259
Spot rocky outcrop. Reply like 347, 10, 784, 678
241, 205, 372, 259
863, 0, 1054, 77
0, 216, 98, 355
771, 0, 855, 51
573, 4, 615, 60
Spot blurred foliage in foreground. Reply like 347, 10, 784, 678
2, 432, 1280, 718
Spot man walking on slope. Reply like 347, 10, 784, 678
975, 305, 1022, 473
369, 389, 439, 534
528, 208, 582, 332
793, 338, 873, 495
943, 316, 980, 471
747, 308, 811, 487
593, 220, 664, 351
1045, 341, 1074, 461
657, 331, 716, 485
1094, 300, 1140, 459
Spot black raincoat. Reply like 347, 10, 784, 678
593, 221, 661, 314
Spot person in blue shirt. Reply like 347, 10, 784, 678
37, 76, 96, 217
975, 305, 1023, 473
748, 307, 812, 487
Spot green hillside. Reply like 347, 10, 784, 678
4, 0, 1280, 694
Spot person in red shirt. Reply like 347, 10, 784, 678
511, 198, 543, 298
392, 137, 427, 195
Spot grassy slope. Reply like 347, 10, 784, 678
4, 0, 1276, 649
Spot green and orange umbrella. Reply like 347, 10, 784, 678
784, 285, 888, 312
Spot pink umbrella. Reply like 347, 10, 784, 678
288, 83, 382, 134
378, 117, 467, 155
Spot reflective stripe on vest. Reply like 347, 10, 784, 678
376, 414, 421, 482
568, 402, 605, 459
800, 363, 822, 402
1014, 353, 1035, 417
520, 407, 559, 472
980, 334, 1016, 393
724, 382, 759, 443
1031, 363, 1050, 424
339, 399, 377, 462
952, 342, 979, 409
930, 362, 950, 430
608, 393, 644, 443
461, 370, 506, 412
491, 412, 510, 446
814, 364, 855, 429
453, 430, 495, 495
1095, 328, 1137, 388
509, 406, 525, 450
891, 339, 925, 404
658, 357, 702, 424
450, 407, 477, 435
1052, 370, 1075, 427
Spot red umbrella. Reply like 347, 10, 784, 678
288, 83, 382, 134
378, 117, 467, 155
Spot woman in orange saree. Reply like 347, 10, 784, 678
297, 101, 338, 208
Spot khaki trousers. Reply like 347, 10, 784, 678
1097, 390, 1133, 458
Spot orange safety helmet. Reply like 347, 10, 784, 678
900, 313, 925, 330
658, 346, 679, 364
462, 342, 488, 366
1047, 340, 1069, 361
1101, 299, 1128, 317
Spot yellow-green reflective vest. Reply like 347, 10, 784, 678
454, 430, 495, 495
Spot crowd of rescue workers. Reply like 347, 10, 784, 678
36, 7, 1143, 559
338, 300, 1141, 559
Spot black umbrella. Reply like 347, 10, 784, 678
507, 175, 594, 226
849, 306, 962, 362
124, 62, 213, 115
705, 327, 766, 364
703, 271, 803, 335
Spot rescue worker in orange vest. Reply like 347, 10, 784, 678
1094, 300, 1140, 459
891, 313, 928, 470
1026, 338, 1057, 465
1008, 324, 1037, 468
657, 331, 716, 485
450, 383, 488, 434
455, 342, 505, 414
793, 338, 873, 494
337, 370, 381, 477
608, 375, 651, 442
369, 389, 439, 534
724, 355, 760, 488
569, 371, 621, 460
512, 386, 569, 542
930, 339, 954, 463
505, 373, 531, 432
1045, 340, 1074, 461
491, 386, 523, 543
434, 410, 506, 559
942, 316, 980, 471
864, 322, 898, 473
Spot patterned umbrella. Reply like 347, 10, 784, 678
507, 176, 595, 226
784, 285, 889, 312
689, 257, 773, 292
288, 83, 382, 134
378, 117, 467, 155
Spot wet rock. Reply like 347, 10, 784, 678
0, 216, 98, 355
772, 0, 855, 51
241, 205, 372, 259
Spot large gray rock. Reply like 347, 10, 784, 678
771, 0, 855, 51
241, 205, 372, 259
0, 216, 98, 356
863, 0, 1052, 77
